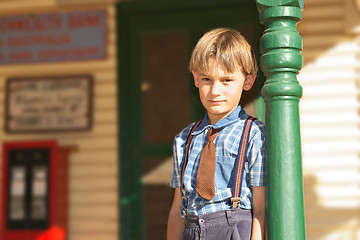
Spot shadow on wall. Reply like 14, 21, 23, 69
298, 1, 360, 239
304, 175, 360, 240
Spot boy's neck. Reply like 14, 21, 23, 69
208, 114, 224, 125
207, 106, 240, 125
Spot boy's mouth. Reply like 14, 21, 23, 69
209, 100, 224, 104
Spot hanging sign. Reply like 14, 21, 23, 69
5, 76, 93, 133
0, 10, 106, 65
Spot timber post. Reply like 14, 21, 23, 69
255, 0, 306, 239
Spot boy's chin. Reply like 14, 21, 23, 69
206, 106, 234, 115
207, 109, 232, 119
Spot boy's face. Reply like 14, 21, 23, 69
192, 59, 255, 125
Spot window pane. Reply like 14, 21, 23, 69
31, 166, 48, 220
9, 167, 26, 221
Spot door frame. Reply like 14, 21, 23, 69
116, 1, 264, 239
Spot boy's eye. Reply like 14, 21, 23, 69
202, 78, 210, 81
223, 79, 232, 83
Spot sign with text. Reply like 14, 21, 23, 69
0, 10, 106, 65
5, 76, 93, 133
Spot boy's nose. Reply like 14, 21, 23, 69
211, 81, 221, 95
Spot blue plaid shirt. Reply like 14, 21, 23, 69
170, 106, 265, 217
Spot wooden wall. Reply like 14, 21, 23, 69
298, 0, 360, 239
0, 2, 119, 240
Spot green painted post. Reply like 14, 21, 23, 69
255, 0, 306, 239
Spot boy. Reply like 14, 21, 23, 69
167, 28, 265, 240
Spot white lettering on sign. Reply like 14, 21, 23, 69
0, 10, 106, 64
5, 76, 93, 133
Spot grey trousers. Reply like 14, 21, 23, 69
182, 208, 252, 240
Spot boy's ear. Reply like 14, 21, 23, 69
243, 75, 256, 91
192, 70, 199, 88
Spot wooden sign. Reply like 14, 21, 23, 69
5, 76, 93, 133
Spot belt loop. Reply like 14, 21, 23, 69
225, 210, 234, 226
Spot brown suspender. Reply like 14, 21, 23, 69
180, 120, 202, 194
230, 116, 255, 208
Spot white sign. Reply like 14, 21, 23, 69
5, 75, 93, 133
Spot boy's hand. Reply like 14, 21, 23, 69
167, 188, 184, 240
251, 186, 266, 240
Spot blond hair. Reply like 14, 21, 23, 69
189, 28, 258, 75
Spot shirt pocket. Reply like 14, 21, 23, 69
215, 155, 236, 189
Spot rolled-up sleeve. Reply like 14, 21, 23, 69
170, 124, 194, 189
170, 138, 182, 189
248, 122, 266, 187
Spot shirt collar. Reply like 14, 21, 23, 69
192, 105, 247, 135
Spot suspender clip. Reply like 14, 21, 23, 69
230, 197, 241, 208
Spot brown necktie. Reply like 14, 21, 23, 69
196, 128, 219, 200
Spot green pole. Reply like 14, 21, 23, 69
255, 0, 306, 239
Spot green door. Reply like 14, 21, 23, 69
117, 1, 264, 239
